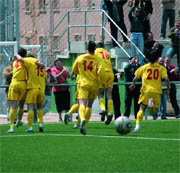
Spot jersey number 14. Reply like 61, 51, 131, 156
83, 60, 93, 72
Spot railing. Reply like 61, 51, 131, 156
42, 9, 134, 62
1, 81, 179, 119
101, 9, 145, 59
1, 81, 179, 89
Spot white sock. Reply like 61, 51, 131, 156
135, 124, 140, 129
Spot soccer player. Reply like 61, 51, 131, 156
15, 54, 47, 133
129, 48, 169, 132
71, 41, 105, 135
95, 42, 114, 125
7, 49, 28, 133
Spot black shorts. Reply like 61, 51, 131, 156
53, 91, 70, 113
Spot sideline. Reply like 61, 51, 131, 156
0, 133, 179, 141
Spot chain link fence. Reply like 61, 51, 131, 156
0, 0, 179, 69
14, 0, 179, 67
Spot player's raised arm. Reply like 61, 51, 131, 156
15, 54, 24, 62
35, 60, 45, 68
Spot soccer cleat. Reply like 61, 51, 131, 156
73, 124, 80, 129
105, 114, 113, 125
59, 116, 63, 122
153, 116, 158, 120
99, 110, 107, 121
64, 113, 70, 125
39, 127, 43, 133
25, 128, 33, 133
80, 128, 86, 135
8, 128, 15, 133
133, 128, 139, 133
80, 119, 86, 135
16, 121, 23, 127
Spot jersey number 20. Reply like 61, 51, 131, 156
147, 69, 159, 80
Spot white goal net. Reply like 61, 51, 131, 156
0, 41, 18, 116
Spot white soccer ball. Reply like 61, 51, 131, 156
114, 116, 132, 135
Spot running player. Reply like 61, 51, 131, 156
15, 54, 47, 133
129, 48, 169, 132
71, 41, 105, 135
95, 42, 114, 125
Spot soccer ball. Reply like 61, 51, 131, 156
114, 116, 132, 135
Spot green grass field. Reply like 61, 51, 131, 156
0, 119, 180, 173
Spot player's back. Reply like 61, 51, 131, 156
11, 60, 27, 82
95, 48, 113, 73
136, 62, 168, 94
24, 57, 46, 91
74, 53, 102, 89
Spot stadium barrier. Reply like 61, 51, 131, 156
0, 81, 179, 120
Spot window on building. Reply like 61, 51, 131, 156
39, 36, 44, 45
39, 0, 46, 13
53, 0, 60, 12
53, 36, 60, 51
25, 36, 32, 45
25, 0, 31, 14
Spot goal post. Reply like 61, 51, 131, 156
0, 41, 18, 116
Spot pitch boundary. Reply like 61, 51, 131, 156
0, 133, 179, 141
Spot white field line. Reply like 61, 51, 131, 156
0, 133, 179, 141
0, 119, 179, 126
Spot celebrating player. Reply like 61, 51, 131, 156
15, 52, 47, 133
7, 49, 28, 133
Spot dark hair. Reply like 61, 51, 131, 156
146, 32, 153, 39
146, 48, 161, 63
134, 7, 141, 13
87, 41, 96, 53
54, 58, 61, 66
96, 42, 104, 48
18, 48, 27, 57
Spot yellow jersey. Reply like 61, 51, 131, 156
72, 53, 105, 89
135, 62, 168, 94
11, 60, 27, 82
95, 48, 113, 73
23, 57, 47, 91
